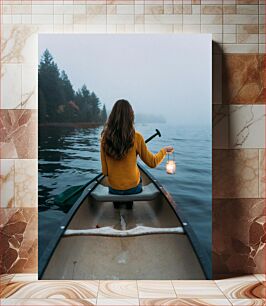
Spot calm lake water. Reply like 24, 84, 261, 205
38, 123, 211, 271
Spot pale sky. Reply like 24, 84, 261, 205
38, 33, 212, 126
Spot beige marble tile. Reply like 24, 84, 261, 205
144, 24, 173, 33
259, 44, 265, 54
98, 281, 138, 299
259, 150, 265, 198
135, 3, 144, 14
229, 300, 266, 306
237, 4, 259, 14
254, 274, 266, 283
223, 25, 237, 33
116, 5, 134, 15
237, 33, 259, 44
202, 0, 223, 4
74, 5, 86, 14
144, 5, 164, 15
173, 24, 183, 32
1, 281, 99, 299
183, 14, 200, 24
107, 5, 117, 15
201, 5, 223, 14
11, 274, 38, 282
35, 25, 54, 33
0, 159, 15, 208
213, 33, 223, 44
223, 15, 258, 25
2, 4, 12, 14
54, 15, 63, 25
259, 4, 265, 14
192, 5, 200, 14
32, 15, 54, 25
237, 0, 257, 4
237, 25, 259, 34
183, 24, 201, 32
137, 281, 176, 299
87, 4, 106, 15
116, 24, 135, 32
135, 15, 144, 24
21, 63, 37, 109
1, 64, 22, 109
11, 5, 31, 15
229, 105, 265, 149
134, 24, 145, 33
172, 280, 225, 298
259, 34, 265, 44
1, 25, 38, 64
86, 15, 107, 25
164, 4, 174, 15
223, 4, 237, 14
173, 4, 183, 14
144, 15, 182, 24
107, 14, 134, 24
0, 274, 14, 295
213, 149, 259, 198
201, 15, 222, 24
14, 159, 37, 208
201, 24, 222, 33
96, 299, 139, 305
223, 33, 236, 43
64, 15, 73, 25
32, 4, 54, 15
1, 299, 96, 305
222, 43, 258, 53
183, 5, 192, 14
139, 298, 232, 305
215, 276, 264, 299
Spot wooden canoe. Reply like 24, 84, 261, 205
39, 164, 210, 280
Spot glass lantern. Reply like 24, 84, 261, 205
166, 152, 176, 174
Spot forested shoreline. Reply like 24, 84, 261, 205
38, 49, 107, 125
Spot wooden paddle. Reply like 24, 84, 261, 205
53, 129, 161, 206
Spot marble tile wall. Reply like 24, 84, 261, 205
0, 0, 265, 278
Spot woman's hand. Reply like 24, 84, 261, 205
164, 146, 174, 154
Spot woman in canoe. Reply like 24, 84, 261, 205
100, 99, 174, 208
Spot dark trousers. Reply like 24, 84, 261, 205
108, 177, 143, 195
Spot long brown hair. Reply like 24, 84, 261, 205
101, 99, 135, 160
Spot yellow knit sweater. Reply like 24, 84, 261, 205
100, 130, 167, 190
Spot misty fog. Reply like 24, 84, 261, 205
39, 33, 211, 126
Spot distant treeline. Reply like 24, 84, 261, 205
38, 49, 107, 124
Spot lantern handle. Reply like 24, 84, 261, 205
167, 150, 175, 162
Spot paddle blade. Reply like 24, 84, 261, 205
54, 184, 85, 206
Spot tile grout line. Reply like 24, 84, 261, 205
135, 279, 140, 305
213, 279, 230, 301
171, 279, 179, 298
96, 279, 100, 304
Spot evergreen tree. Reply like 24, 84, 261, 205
101, 104, 107, 123
90, 91, 101, 122
38, 48, 103, 124
38, 88, 47, 122
60, 70, 75, 101
38, 49, 65, 122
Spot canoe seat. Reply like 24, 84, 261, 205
90, 183, 160, 202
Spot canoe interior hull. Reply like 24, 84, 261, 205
41, 169, 205, 280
